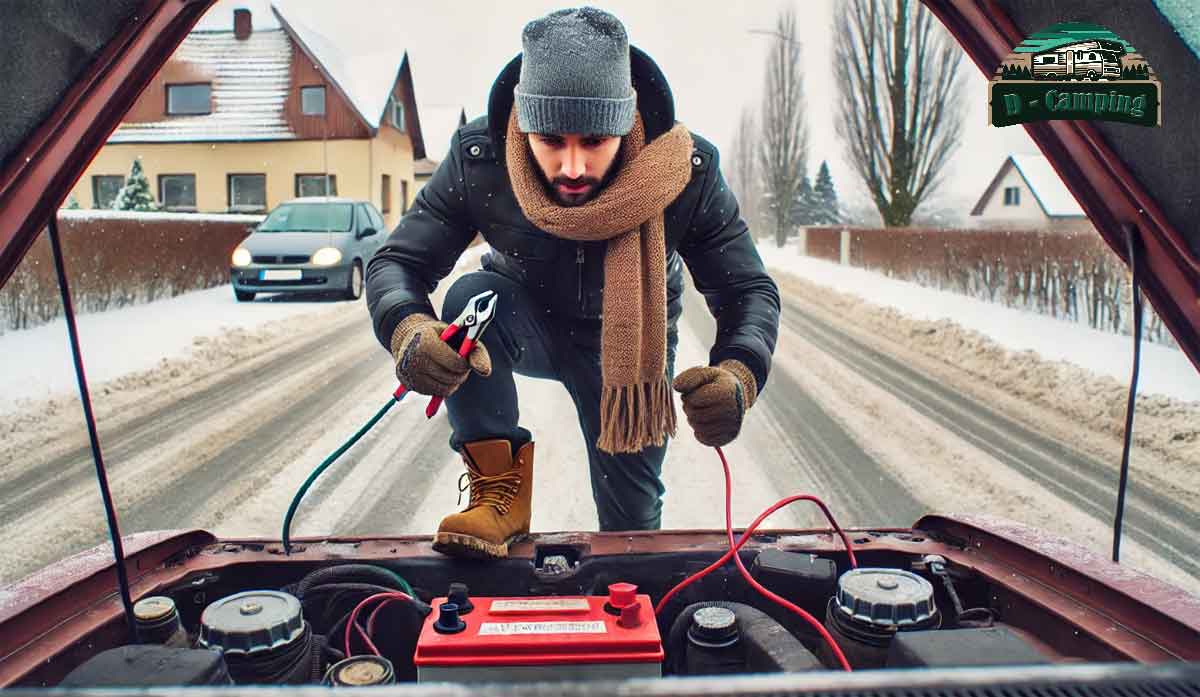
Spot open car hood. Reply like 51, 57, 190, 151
2, 1, 1198, 373
0, 1, 1199, 689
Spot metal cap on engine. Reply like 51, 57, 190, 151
134, 596, 176, 622
687, 606, 739, 648
324, 656, 396, 686
834, 568, 937, 628
198, 590, 304, 655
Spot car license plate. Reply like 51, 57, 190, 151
261, 269, 302, 281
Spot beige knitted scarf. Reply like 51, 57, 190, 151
505, 104, 694, 454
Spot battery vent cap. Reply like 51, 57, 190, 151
608, 582, 637, 609
835, 568, 936, 628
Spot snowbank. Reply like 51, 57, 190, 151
58, 209, 264, 224
0, 288, 337, 415
759, 244, 1200, 403
0, 245, 487, 416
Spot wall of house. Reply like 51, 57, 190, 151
69, 139, 372, 213
370, 124, 416, 231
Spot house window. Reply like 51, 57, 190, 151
1035, 55, 1057, 65
158, 174, 197, 211
381, 174, 391, 213
228, 174, 266, 213
92, 175, 124, 208
401, 179, 409, 213
166, 83, 212, 115
296, 174, 337, 198
301, 86, 326, 116
390, 97, 405, 131
1003, 186, 1020, 206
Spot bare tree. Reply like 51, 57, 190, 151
728, 108, 764, 239
833, 0, 965, 227
758, 6, 809, 247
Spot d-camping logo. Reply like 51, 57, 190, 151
990, 22, 1161, 127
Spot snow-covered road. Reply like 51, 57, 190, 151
0, 248, 1196, 594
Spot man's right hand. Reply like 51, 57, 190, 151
390, 313, 492, 397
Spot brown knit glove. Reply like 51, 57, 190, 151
390, 313, 491, 397
672, 359, 758, 447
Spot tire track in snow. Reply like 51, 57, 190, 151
782, 299, 1200, 580
0, 312, 359, 529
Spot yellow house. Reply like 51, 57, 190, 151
69, 4, 428, 231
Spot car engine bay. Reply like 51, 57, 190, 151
48, 541, 1063, 687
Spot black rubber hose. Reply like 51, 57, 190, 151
665, 601, 822, 676
295, 564, 412, 599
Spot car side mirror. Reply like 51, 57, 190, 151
359, 227, 378, 239
245, 225, 257, 235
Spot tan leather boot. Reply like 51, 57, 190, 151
433, 439, 533, 559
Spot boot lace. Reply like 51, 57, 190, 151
457, 469, 522, 515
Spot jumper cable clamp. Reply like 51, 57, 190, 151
415, 289, 499, 418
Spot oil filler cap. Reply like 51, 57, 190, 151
835, 568, 937, 628
198, 590, 304, 655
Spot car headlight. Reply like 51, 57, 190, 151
311, 247, 343, 266
231, 247, 252, 267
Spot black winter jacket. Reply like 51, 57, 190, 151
366, 47, 780, 391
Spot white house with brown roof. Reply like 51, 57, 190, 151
68, 2, 426, 230
970, 154, 1093, 233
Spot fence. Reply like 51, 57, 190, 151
1, 210, 261, 333
797, 226, 1172, 345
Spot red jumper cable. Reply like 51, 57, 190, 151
655, 447, 858, 672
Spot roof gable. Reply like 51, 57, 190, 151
271, 4, 405, 133
970, 154, 1086, 218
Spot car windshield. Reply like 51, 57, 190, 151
0, 0, 1196, 603
258, 203, 354, 232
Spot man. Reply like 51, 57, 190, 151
366, 6, 779, 559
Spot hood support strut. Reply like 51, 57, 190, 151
46, 217, 137, 643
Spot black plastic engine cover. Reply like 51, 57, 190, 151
58, 645, 233, 687
886, 626, 1050, 668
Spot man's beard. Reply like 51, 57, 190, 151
536, 146, 623, 207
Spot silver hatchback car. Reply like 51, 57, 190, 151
230, 197, 386, 302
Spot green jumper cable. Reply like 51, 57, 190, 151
281, 290, 499, 554
281, 386, 409, 554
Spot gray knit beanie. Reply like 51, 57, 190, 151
514, 7, 636, 136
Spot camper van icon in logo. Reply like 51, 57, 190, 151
990, 22, 1161, 127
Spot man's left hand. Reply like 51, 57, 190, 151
672, 359, 758, 447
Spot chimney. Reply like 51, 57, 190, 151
234, 8, 252, 40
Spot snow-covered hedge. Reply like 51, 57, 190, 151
800, 226, 1172, 345
1, 211, 261, 333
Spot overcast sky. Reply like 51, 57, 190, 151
198, 0, 1042, 214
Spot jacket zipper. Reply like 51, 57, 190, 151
576, 244, 585, 309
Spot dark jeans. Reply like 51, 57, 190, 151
442, 271, 678, 531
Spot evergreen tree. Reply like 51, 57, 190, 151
1022, 65, 1032, 79
812, 160, 841, 225
112, 160, 158, 211
790, 176, 816, 227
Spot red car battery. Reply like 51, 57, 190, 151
414, 583, 663, 683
